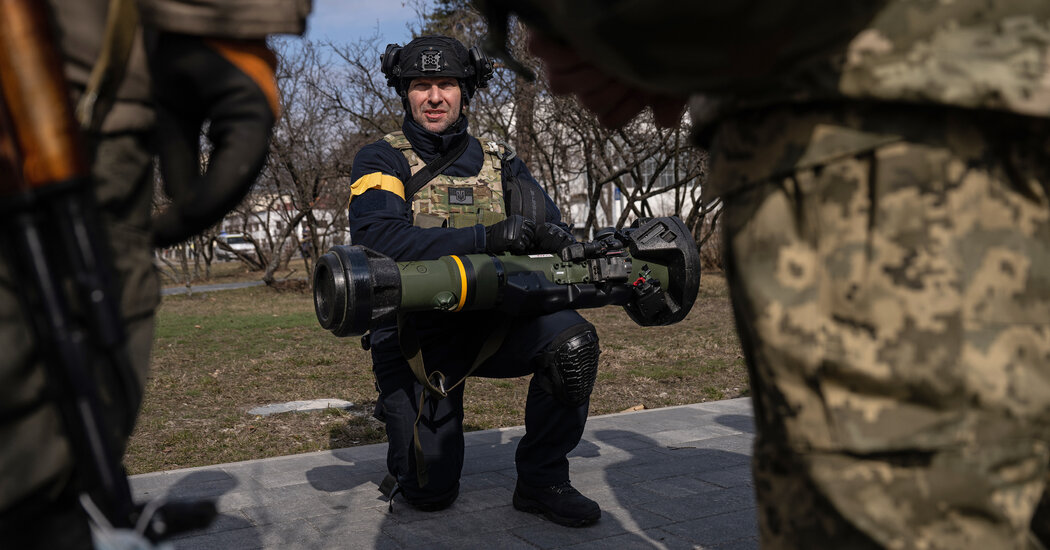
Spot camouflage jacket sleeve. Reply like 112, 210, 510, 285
347, 141, 487, 262
484, 0, 1050, 119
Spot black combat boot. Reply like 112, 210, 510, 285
380, 474, 459, 512
512, 480, 601, 527
404, 481, 458, 512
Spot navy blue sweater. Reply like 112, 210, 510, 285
348, 116, 564, 261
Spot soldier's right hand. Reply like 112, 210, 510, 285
485, 215, 536, 255
527, 32, 685, 129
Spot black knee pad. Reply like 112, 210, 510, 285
538, 323, 600, 406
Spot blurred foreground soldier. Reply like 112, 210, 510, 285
477, 1, 1050, 547
0, 0, 308, 547
348, 35, 601, 526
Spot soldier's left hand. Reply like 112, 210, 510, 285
532, 222, 575, 254
149, 35, 280, 247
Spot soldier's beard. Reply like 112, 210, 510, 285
412, 101, 463, 134
420, 113, 459, 134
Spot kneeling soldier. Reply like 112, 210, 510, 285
347, 35, 601, 526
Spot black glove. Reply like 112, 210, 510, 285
485, 215, 536, 254
532, 222, 575, 254
149, 34, 279, 248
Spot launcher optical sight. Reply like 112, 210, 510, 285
313, 216, 701, 337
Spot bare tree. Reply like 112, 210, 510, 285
225, 38, 362, 286
235, 1, 724, 276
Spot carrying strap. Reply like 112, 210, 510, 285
76, 0, 139, 131
503, 173, 547, 227
403, 136, 471, 202
397, 312, 511, 488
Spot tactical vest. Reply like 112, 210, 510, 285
383, 131, 507, 229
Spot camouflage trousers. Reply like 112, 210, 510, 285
717, 106, 1050, 549
0, 132, 158, 548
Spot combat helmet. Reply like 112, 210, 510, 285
381, 35, 494, 105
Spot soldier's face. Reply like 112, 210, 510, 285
407, 77, 462, 133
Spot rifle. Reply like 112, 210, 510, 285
0, 0, 213, 543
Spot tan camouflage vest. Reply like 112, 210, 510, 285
383, 131, 507, 229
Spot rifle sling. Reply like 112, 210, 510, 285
76, 0, 139, 131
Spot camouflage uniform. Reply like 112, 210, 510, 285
719, 106, 1050, 548
483, 0, 1050, 546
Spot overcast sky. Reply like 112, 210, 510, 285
304, 1, 430, 45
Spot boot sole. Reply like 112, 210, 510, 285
512, 491, 600, 527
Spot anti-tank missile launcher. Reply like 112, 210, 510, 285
312, 216, 701, 337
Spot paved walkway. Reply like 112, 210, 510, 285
130, 398, 759, 549
161, 281, 265, 296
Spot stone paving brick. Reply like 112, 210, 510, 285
604, 447, 721, 480
660, 508, 759, 548
299, 463, 381, 493
693, 400, 754, 415
172, 526, 266, 550
239, 493, 341, 526
315, 484, 389, 512
131, 468, 229, 495
461, 452, 520, 475
637, 486, 756, 523
158, 472, 262, 502
510, 516, 633, 549
585, 484, 672, 510
129, 398, 759, 549
633, 475, 724, 499
330, 444, 389, 462
645, 447, 752, 473
451, 485, 515, 513
247, 467, 314, 489
567, 467, 643, 493
598, 504, 678, 531
168, 511, 253, 540
694, 465, 754, 489
710, 413, 756, 434
449, 532, 541, 549
687, 433, 755, 455
707, 537, 760, 550
565, 446, 657, 474
562, 529, 694, 550
643, 424, 747, 447
459, 470, 517, 491
577, 427, 659, 449
211, 482, 330, 516
255, 519, 326, 548
378, 514, 471, 547
316, 530, 402, 550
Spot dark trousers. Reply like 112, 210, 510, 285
371, 309, 591, 504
